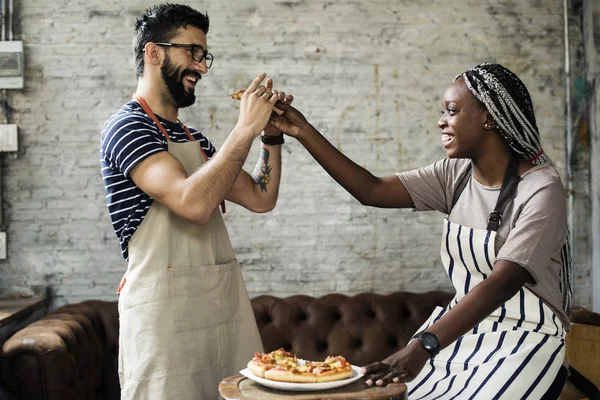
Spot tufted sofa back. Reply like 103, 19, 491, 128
252, 290, 455, 366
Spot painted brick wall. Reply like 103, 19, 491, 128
0, 0, 589, 308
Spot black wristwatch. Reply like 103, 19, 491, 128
416, 331, 440, 357
261, 134, 284, 145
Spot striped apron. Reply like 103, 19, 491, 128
405, 176, 566, 399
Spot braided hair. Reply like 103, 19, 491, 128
456, 63, 573, 314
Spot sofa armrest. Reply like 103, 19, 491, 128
0, 301, 119, 400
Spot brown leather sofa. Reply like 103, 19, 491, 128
0, 290, 453, 399
0, 290, 597, 399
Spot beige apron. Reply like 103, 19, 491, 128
117, 95, 263, 400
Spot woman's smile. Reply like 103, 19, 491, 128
441, 133, 454, 148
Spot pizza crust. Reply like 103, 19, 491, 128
316, 368, 353, 382
247, 360, 267, 378
264, 368, 318, 383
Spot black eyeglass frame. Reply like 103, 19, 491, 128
154, 43, 214, 68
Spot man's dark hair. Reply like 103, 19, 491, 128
133, 3, 209, 78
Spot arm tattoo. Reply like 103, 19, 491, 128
251, 147, 272, 193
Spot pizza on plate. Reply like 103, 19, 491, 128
247, 348, 353, 383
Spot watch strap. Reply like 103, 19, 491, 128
261, 134, 284, 145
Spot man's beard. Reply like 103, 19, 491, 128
160, 56, 200, 109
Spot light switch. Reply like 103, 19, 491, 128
0, 231, 6, 260
0, 124, 18, 152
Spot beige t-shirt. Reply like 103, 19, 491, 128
396, 158, 570, 330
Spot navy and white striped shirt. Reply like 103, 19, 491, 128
100, 100, 216, 260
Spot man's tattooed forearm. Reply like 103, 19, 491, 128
252, 148, 272, 193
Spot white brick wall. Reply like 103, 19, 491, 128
0, 0, 590, 308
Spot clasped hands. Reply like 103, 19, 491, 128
238, 73, 310, 139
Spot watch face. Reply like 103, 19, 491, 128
421, 333, 438, 349
418, 332, 440, 357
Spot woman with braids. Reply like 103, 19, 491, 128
270, 63, 572, 399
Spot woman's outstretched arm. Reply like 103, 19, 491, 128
271, 102, 414, 208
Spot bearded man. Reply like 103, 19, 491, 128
100, 4, 291, 399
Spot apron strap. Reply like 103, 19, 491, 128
132, 93, 226, 214
133, 94, 171, 142
487, 153, 521, 231
451, 164, 472, 210
449, 154, 521, 232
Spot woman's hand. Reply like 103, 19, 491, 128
263, 79, 294, 137
362, 339, 430, 387
268, 101, 309, 138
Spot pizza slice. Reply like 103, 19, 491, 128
231, 89, 245, 100
230, 88, 284, 115
312, 355, 353, 382
247, 348, 296, 378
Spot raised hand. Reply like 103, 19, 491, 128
268, 101, 309, 138
361, 340, 429, 387
236, 73, 280, 138
263, 81, 293, 137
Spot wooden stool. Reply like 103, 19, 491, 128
560, 322, 600, 399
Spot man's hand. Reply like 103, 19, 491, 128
362, 339, 429, 387
268, 101, 310, 138
236, 73, 280, 138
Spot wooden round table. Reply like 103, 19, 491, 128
219, 374, 407, 400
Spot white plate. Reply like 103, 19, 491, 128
240, 365, 364, 392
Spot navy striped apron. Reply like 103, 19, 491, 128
405, 163, 566, 399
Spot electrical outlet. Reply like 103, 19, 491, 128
0, 124, 17, 152
0, 231, 6, 260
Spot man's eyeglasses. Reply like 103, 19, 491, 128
155, 43, 214, 69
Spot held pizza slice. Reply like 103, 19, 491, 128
230, 88, 284, 115
231, 89, 245, 100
